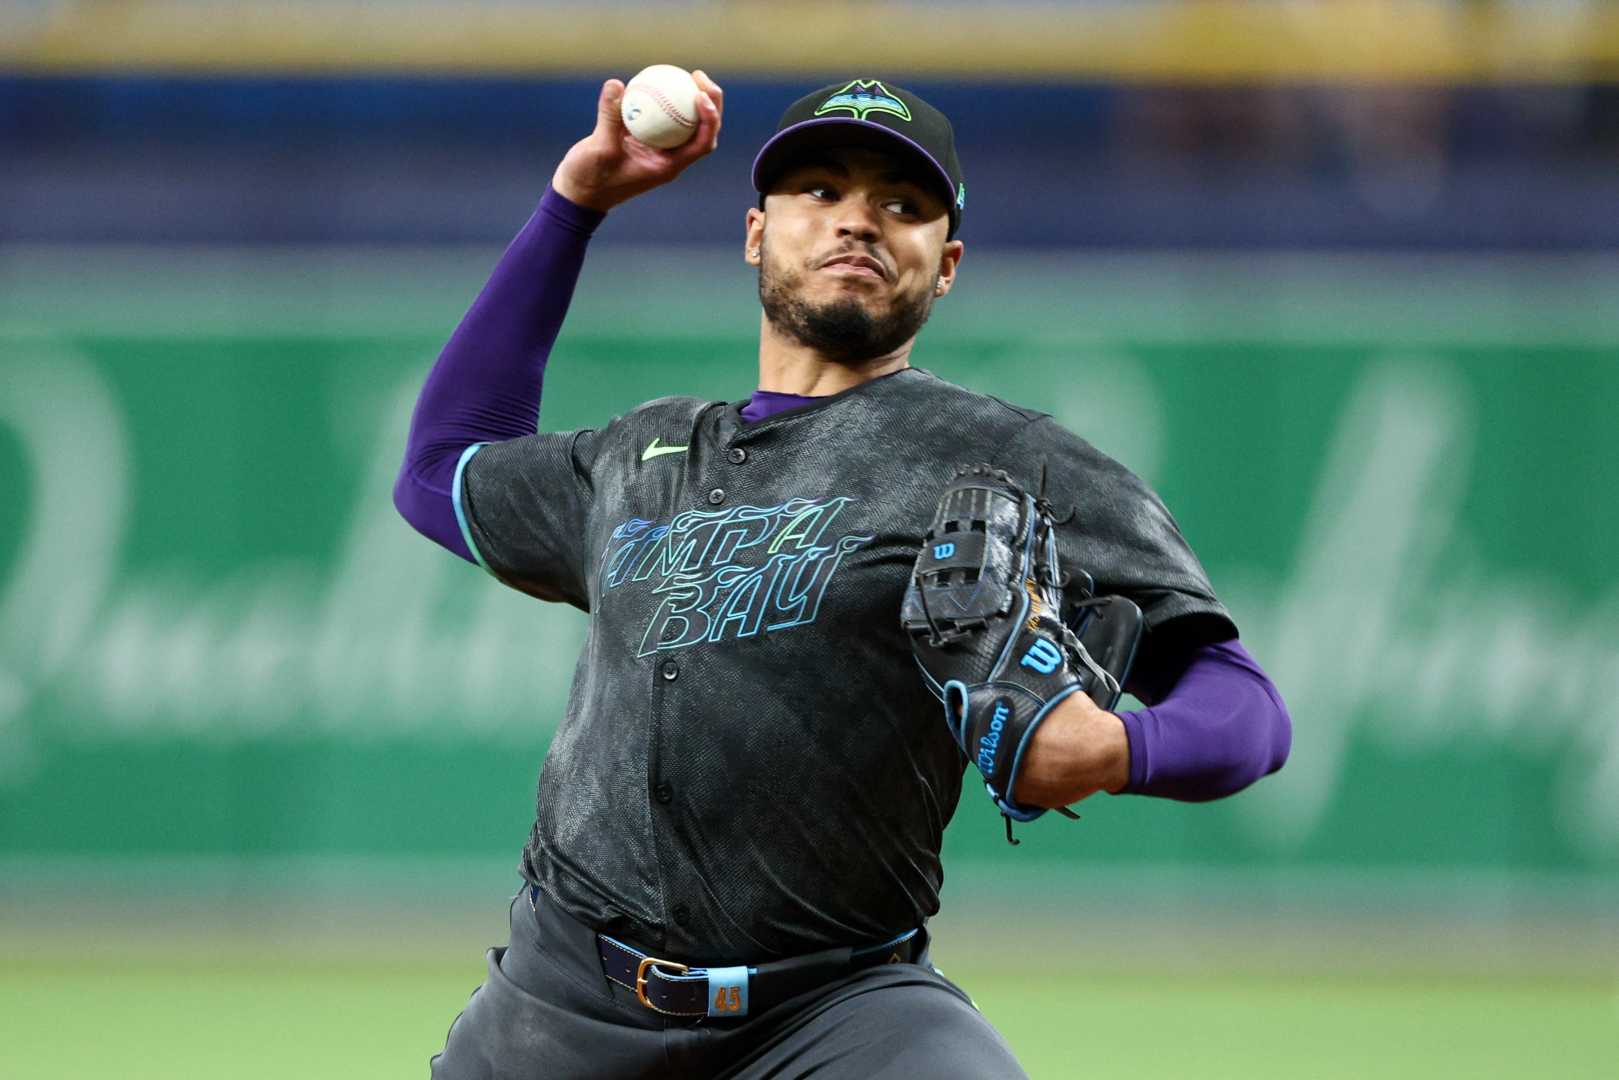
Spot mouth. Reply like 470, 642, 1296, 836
819, 253, 887, 280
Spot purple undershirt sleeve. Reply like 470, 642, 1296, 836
1115, 639, 1292, 801
740, 389, 820, 423
393, 185, 607, 562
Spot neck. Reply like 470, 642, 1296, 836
755, 312, 913, 396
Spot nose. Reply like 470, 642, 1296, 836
832, 193, 882, 243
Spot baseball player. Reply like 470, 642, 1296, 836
395, 73, 1291, 1078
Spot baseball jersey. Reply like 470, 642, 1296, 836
456, 364, 1235, 963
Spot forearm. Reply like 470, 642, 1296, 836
1117, 639, 1291, 801
393, 185, 606, 559
1014, 639, 1291, 808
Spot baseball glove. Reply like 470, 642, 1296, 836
901, 464, 1143, 828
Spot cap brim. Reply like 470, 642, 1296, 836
751, 117, 956, 223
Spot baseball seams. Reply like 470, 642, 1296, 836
640, 84, 696, 130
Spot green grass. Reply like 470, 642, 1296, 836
2, 958, 1613, 1079
970, 969, 1618, 1079
2, 963, 452, 1079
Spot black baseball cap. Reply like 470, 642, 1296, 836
751, 79, 965, 239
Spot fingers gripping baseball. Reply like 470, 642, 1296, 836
595, 78, 629, 135
553, 70, 723, 213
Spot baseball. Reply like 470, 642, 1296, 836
620, 64, 701, 149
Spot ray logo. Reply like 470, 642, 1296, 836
814, 80, 912, 123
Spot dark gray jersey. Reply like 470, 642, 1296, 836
459, 366, 1233, 963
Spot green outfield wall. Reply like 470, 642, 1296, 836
2, 248, 1617, 895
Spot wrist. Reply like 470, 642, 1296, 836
1014, 693, 1130, 807
549, 168, 619, 214
1074, 701, 1130, 797
1094, 709, 1131, 795
542, 182, 610, 232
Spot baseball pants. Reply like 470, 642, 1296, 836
429, 885, 1029, 1078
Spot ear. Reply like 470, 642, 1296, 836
744, 207, 765, 266
933, 239, 965, 297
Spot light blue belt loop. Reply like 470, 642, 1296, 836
704, 965, 750, 1017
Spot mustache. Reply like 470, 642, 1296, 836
812, 247, 891, 280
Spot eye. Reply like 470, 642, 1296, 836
804, 183, 838, 200
884, 198, 919, 216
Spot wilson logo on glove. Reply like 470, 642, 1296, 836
1020, 638, 1062, 675
977, 699, 1011, 774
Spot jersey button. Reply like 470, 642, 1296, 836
653, 782, 673, 804
672, 903, 692, 926
727, 447, 747, 464
660, 660, 679, 681
706, 487, 725, 505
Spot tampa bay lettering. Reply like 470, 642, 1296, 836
599, 497, 875, 655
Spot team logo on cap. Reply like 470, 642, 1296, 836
814, 80, 912, 123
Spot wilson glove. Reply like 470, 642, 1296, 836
901, 464, 1142, 827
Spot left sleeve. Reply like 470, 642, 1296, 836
1116, 639, 1292, 800
1003, 416, 1237, 652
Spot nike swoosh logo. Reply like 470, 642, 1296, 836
641, 438, 689, 462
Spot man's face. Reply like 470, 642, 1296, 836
746, 145, 963, 367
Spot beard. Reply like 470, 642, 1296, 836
758, 243, 937, 367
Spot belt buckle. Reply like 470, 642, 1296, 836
634, 955, 689, 1010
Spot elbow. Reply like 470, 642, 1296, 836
1218, 680, 1293, 799
393, 464, 424, 534
1249, 671, 1292, 783
1265, 685, 1293, 778
1183, 679, 1292, 803
392, 458, 477, 565
392, 461, 441, 544
392, 436, 462, 539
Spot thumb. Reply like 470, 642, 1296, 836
596, 79, 627, 133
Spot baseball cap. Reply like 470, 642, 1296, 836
752, 79, 965, 239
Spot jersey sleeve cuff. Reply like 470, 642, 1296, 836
1115, 705, 1151, 794
452, 442, 494, 573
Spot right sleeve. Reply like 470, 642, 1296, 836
393, 185, 606, 564
456, 429, 604, 611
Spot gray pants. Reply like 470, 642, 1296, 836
430, 886, 1029, 1079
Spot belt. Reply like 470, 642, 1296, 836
542, 889, 924, 1019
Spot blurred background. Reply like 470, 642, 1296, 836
2, 1, 1617, 1077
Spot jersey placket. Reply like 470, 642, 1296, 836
646, 636, 689, 947
648, 417, 778, 955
